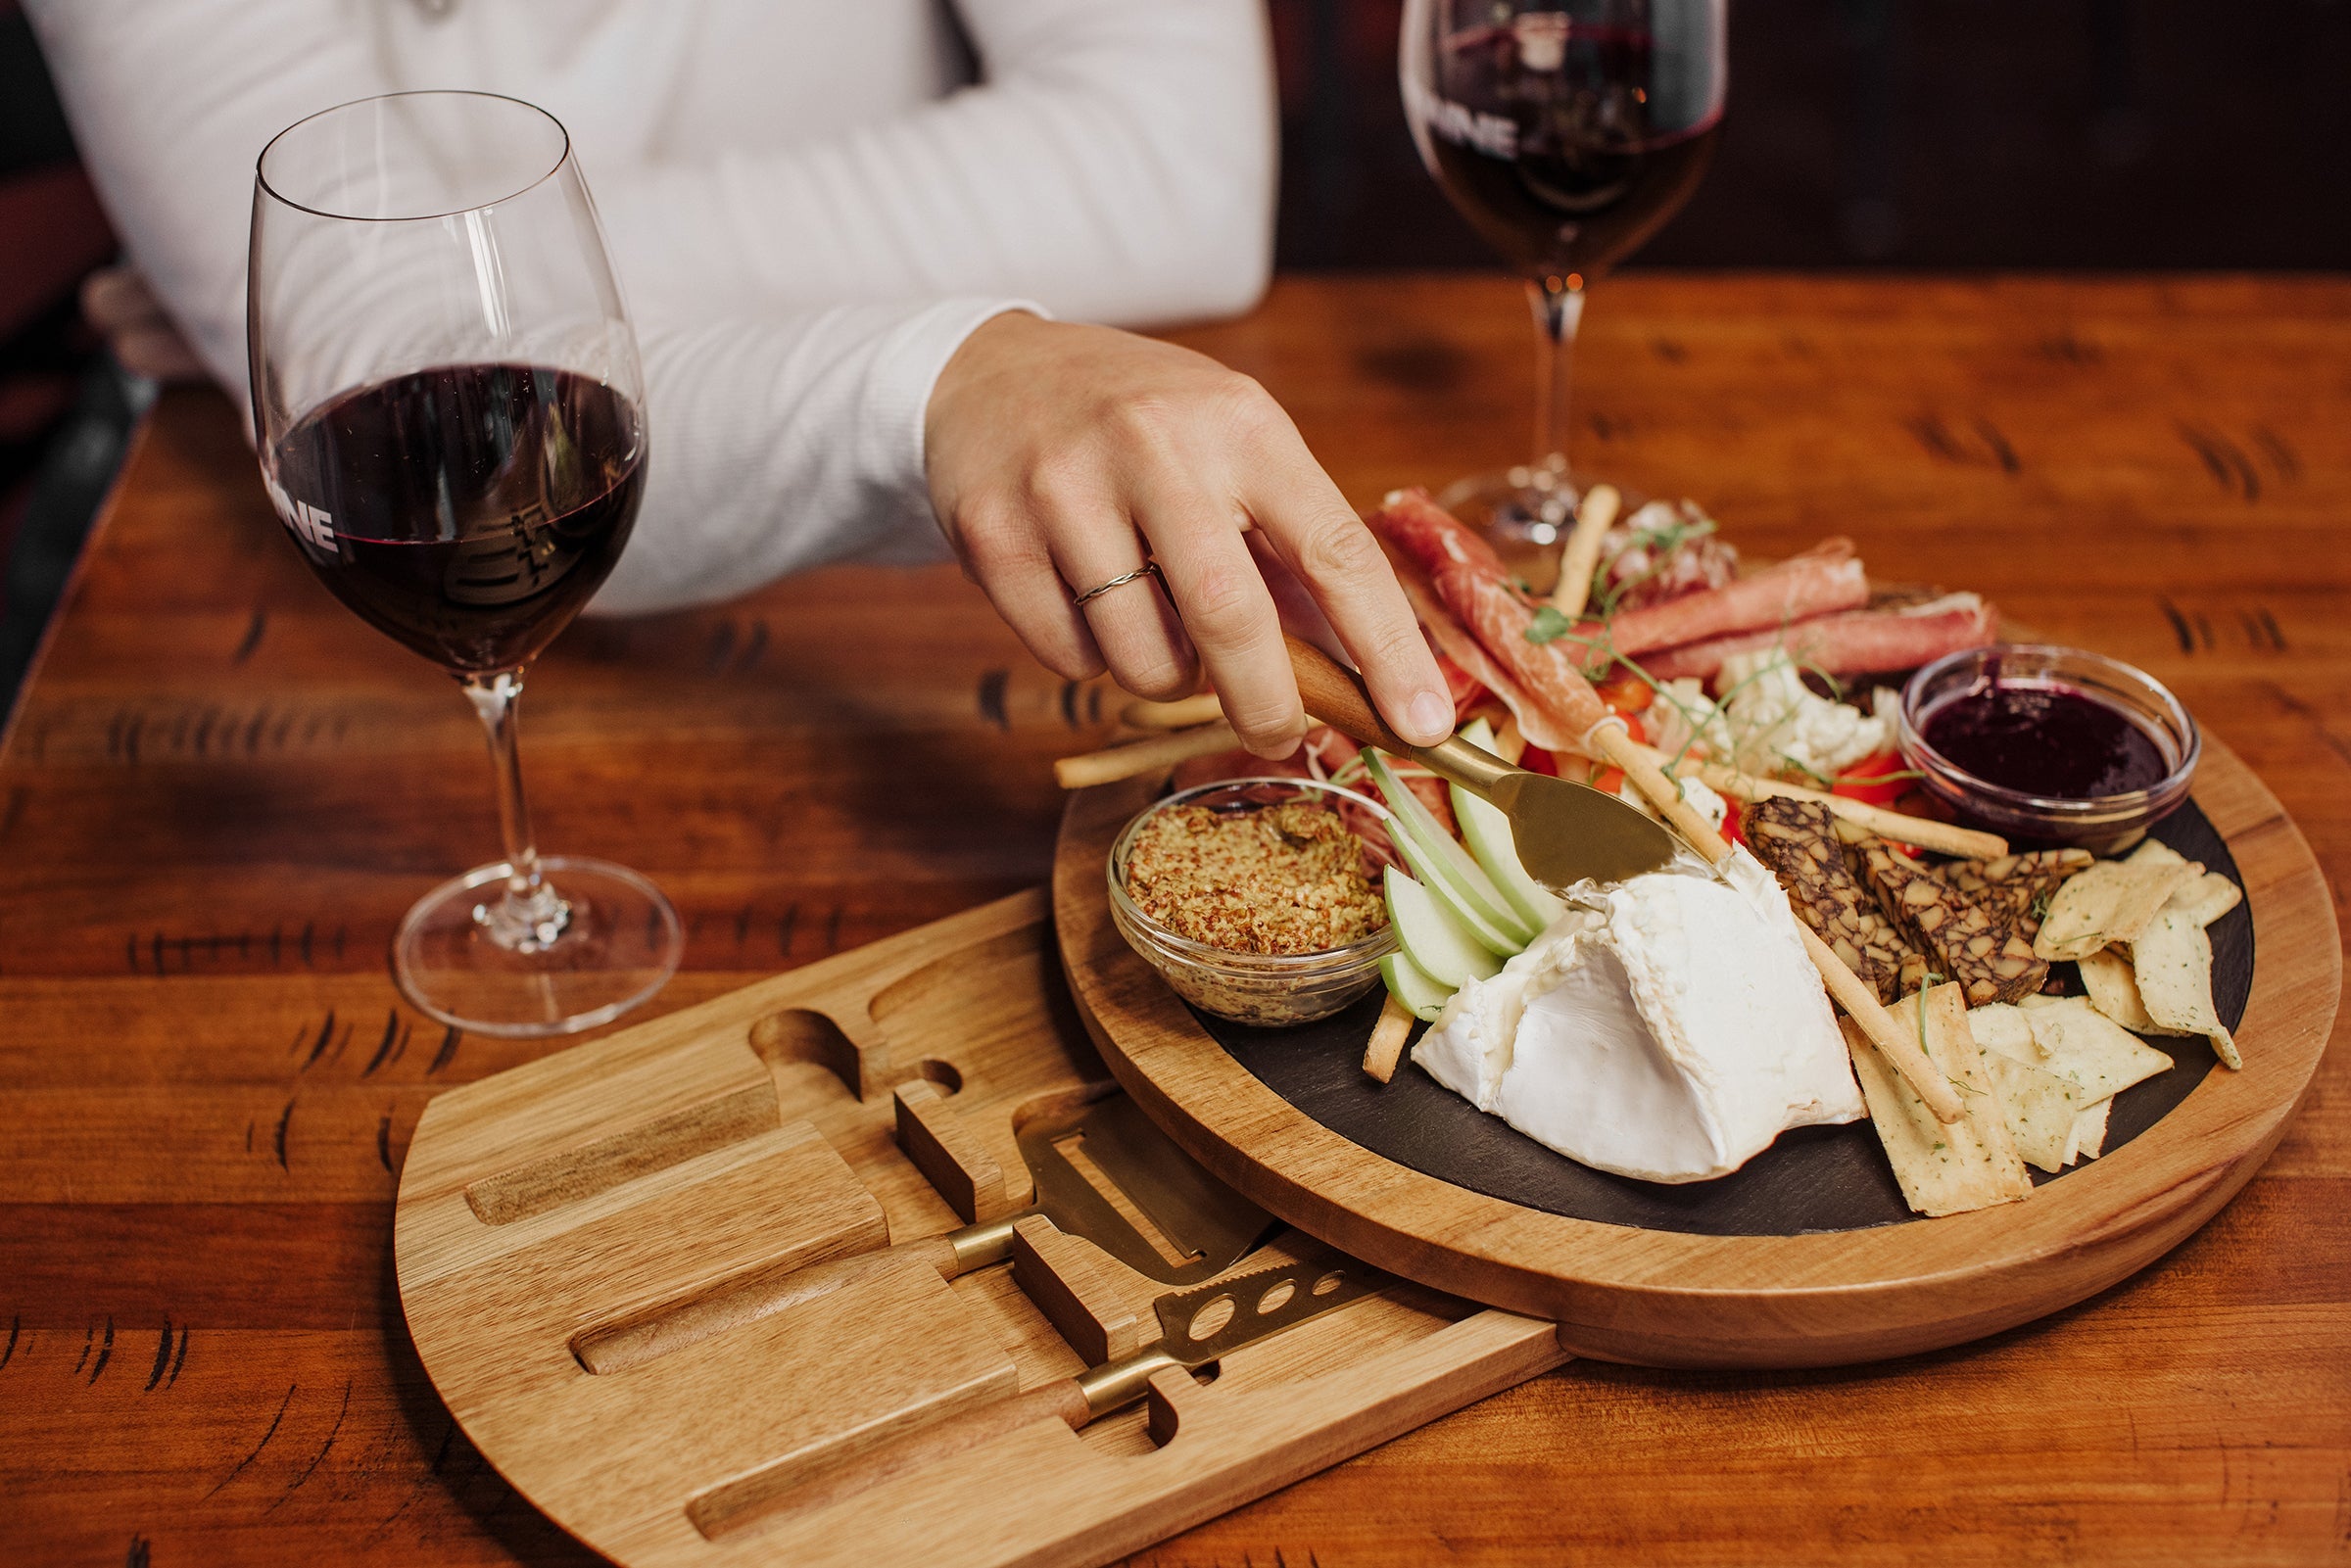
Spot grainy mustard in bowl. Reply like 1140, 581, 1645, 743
1107, 778, 1399, 1027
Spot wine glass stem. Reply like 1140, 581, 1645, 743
459, 669, 571, 952
1527, 275, 1587, 478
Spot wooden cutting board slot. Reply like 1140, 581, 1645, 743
464, 1083, 782, 1226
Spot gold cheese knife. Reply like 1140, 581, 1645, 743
1285, 636, 1966, 1123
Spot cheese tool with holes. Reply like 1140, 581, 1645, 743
574, 1091, 1270, 1372
731, 1247, 1384, 1528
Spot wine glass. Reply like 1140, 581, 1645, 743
1401, 0, 1727, 581
248, 91, 682, 1037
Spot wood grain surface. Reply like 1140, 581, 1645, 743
2, 274, 2347, 1564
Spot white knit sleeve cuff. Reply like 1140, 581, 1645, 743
855, 296, 1053, 564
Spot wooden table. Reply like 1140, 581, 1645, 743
3, 274, 2344, 1565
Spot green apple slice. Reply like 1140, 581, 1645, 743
1452, 719, 1566, 930
1380, 949, 1454, 1023
1384, 867, 1503, 989
1363, 749, 1536, 949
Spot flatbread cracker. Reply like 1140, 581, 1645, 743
2034, 852, 2199, 962
1982, 1049, 2097, 1173
2066, 1099, 2112, 1164
2075, 947, 2189, 1036
2024, 995, 2176, 1098
2165, 870, 2243, 929
1966, 1002, 2041, 1066
2132, 908, 2241, 1069
1843, 983, 2033, 1216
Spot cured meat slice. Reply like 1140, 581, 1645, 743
1608, 539, 1868, 657
1369, 492, 1609, 747
1395, 570, 1580, 753
1369, 488, 1511, 582
1430, 563, 1609, 745
1641, 593, 2000, 684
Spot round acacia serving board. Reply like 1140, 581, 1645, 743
1053, 735, 2338, 1369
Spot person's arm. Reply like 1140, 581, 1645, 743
593, 0, 1276, 330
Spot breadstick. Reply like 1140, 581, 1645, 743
1549, 483, 1620, 616
1053, 723, 1238, 789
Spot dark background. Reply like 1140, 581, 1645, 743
6, 0, 2350, 712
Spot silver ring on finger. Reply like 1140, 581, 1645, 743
1071, 561, 1163, 607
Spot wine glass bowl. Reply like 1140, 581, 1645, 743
1401, 1, 1726, 549
249, 92, 681, 1037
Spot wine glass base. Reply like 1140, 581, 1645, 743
1433, 464, 1649, 595
393, 855, 684, 1037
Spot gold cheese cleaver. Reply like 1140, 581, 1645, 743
1285, 635, 1680, 887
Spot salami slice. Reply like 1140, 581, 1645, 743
1642, 593, 1999, 684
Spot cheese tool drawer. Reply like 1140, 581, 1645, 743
394, 889, 1567, 1568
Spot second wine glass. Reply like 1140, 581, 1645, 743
1401, 0, 1726, 579
248, 91, 682, 1036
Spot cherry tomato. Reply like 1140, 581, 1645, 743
1595, 669, 1654, 715
1831, 750, 1911, 806
1585, 765, 1626, 796
1519, 744, 1561, 777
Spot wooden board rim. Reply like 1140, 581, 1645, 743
1052, 734, 2339, 1368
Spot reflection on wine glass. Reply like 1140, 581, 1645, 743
1401, 0, 1726, 578
249, 91, 682, 1036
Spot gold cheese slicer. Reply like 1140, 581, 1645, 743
575, 1090, 1271, 1373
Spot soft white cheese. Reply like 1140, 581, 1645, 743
1618, 772, 1728, 833
1412, 846, 1864, 1183
1712, 651, 1897, 782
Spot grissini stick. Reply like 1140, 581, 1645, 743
1120, 692, 1224, 730
1362, 994, 1417, 1083
1550, 482, 1620, 616
1053, 722, 1238, 789
1285, 636, 1966, 1125
1633, 742, 2010, 861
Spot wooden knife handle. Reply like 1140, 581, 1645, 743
1285, 635, 1412, 753
692, 1377, 1092, 1539
574, 1233, 961, 1375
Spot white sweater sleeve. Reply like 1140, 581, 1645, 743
25, 0, 1276, 613
594, 0, 1277, 330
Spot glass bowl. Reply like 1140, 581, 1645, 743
1897, 643, 2199, 852
1107, 777, 1400, 1027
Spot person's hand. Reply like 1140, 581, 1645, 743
925, 312, 1453, 757
80, 265, 207, 383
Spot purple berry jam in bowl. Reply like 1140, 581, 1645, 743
1898, 643, 2199, 852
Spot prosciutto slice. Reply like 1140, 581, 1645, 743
1396, 570, 1580, 753
1643, 593, 2000, 684
1370, 491, 1609, 745
1608, 539, 1870, 657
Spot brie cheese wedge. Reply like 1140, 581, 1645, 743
1414, 846, 1864, 1183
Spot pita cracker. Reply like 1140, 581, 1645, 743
2132, 908, 2241, 1069
1982, 1049, 2096, 1173
2076, 947, 2192, 1037
2024, 996, 2175, 1099
2019, 993, 2063, 1011
2127, 839, 2189, 871
1967, 1002, 2041, 1066
2164, 870, 2243, 929
2066, 1098, 2112, 1164
2034, 854, 2199, 962
1843, 984, 2033, 1216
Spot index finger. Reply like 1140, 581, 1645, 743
1235, 417, 1453, 747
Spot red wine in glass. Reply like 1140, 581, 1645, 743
249, 91, 682, 1037
267, 364, 643, 673
1402, 2, 1726, 569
